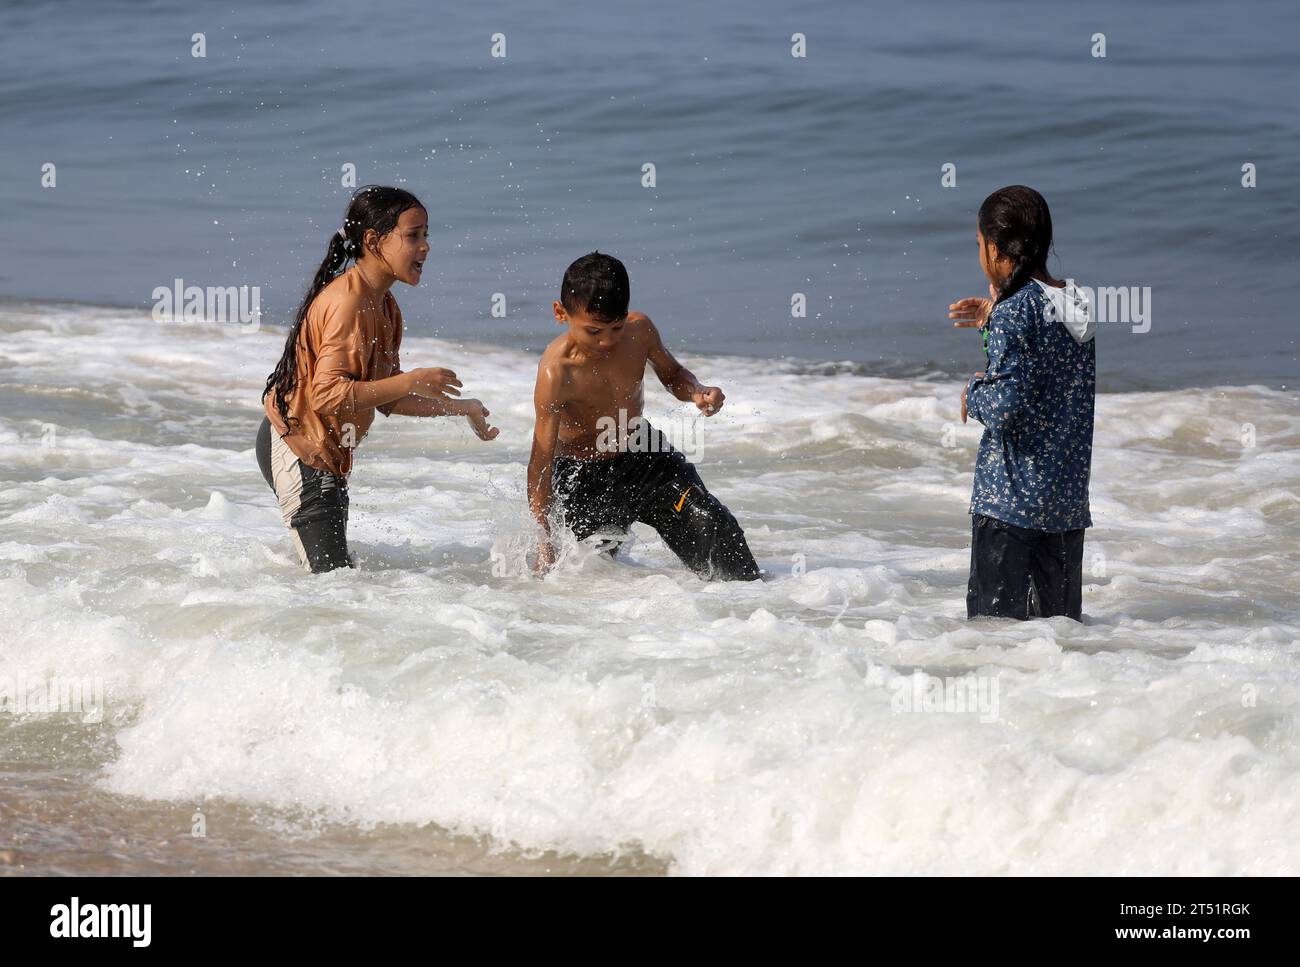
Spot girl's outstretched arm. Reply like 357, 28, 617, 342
383, 395, 499, 440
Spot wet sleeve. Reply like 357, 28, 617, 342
966, 303, 1031, 434
308, 299, 362, 418
376, 300, 404, 418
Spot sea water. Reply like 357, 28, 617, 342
1, 303, 1297, 874
2, 0, 1297, 388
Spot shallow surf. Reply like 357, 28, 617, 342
1, 303, 1298, 874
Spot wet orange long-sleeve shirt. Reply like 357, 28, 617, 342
264, 266, 404, 477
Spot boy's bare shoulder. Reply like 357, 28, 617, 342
535, 334, 579, 401
623, 311, 660, 354
539, 333, 580, 371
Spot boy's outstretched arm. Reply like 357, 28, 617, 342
527, 361, 563, 570
643, 314, 726, 415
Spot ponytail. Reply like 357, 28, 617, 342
261, 185, 426, 427
262, 230, 351, 427
997, 250, 1039, 307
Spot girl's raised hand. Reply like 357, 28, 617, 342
463, 400, 500, 441
949, 296, 993, 328
950, 282, 999, 328
407, 367, 462, 398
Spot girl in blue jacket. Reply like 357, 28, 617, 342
949, 186, 1096, 620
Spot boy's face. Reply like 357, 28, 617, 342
553, 301, 627, 356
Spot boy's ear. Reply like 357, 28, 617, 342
553, 300, 568, 325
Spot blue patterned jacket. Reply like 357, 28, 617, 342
966, 278, 1096, 532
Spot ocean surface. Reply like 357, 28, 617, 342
2, 0, 1299, 876
1, 0, 1297, 388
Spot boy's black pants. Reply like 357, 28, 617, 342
552, 425, 760, 581
967, 514, 1085, 621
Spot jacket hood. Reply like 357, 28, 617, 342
1035, 278, 1094, 344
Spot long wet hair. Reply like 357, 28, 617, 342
978, 185, 1054, 306
262, 185, 426, 426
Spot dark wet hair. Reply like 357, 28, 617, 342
978, 185, 1054, 306
560, 251, 629, 322
262, 185, 425, 426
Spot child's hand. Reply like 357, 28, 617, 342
961, 371, 986, 424
407, 367, 463, 398
532, 541, 556, 575
949, 295, 993, 329
462, 399, 499, 441
693, 386, 725, 415
950, 286, 998, 328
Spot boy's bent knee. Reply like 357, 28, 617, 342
649, 491, 760, 581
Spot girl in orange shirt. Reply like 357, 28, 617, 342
258, 185, 498, 572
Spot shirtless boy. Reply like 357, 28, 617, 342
527, 252, 761, 580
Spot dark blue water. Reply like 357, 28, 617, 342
2, 0, 1297, 389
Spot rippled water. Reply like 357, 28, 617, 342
1, 0, 1297, 386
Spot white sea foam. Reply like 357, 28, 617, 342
1, 303, 1297, 874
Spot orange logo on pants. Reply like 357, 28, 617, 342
673, 486, 693, 512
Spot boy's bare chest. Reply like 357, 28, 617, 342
570, 355, 646, 393
561, 359, 649, 423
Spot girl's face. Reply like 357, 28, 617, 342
367, 207, 429, 286
977, 228, 1010, 287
